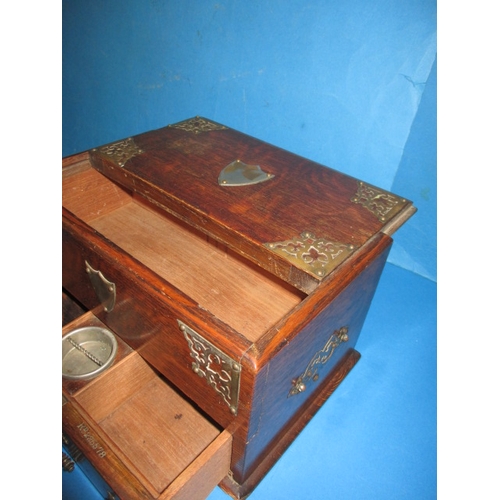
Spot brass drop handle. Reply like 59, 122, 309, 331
289, 326, 349, 397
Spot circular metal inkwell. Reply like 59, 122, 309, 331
62, 326, 118, 381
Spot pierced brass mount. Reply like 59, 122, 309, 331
178, 320, 241, 415
265, 232, 357, 278
289, 326, 349, 397
93, 137, 144, 167
351, 181, 407, 222
169, 116, 228, 134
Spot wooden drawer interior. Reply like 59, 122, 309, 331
63, 313, 232, 499
62, 161, 305, 342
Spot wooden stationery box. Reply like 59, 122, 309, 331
62, 117, 416, 499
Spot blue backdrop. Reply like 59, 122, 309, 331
63, 0, 436, 281
62, 1, 436, 498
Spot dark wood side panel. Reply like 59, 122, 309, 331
229, 233, 393, 484
220, 349, 361, 500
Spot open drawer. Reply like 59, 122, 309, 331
62, 312, 232, 500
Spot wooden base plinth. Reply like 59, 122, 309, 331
219, 348, 361, 499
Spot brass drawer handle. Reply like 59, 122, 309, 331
85, 261, 116, 312
289, 326, 349, 397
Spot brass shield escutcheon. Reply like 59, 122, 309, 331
85, 261, 116, 312
218, 160, 274, 186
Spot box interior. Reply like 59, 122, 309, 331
63, 162, 306, 342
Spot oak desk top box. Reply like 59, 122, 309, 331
62, 116, 416, 499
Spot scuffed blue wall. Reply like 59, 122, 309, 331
389, 57, 436, 281
63, 0, 436, 279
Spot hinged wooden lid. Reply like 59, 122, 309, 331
88, 117, 415, 293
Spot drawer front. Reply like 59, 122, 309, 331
62, 313, 233, 500
63, 214, 251, 426
63, 398, 233, 500
63, 400, 151, 499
